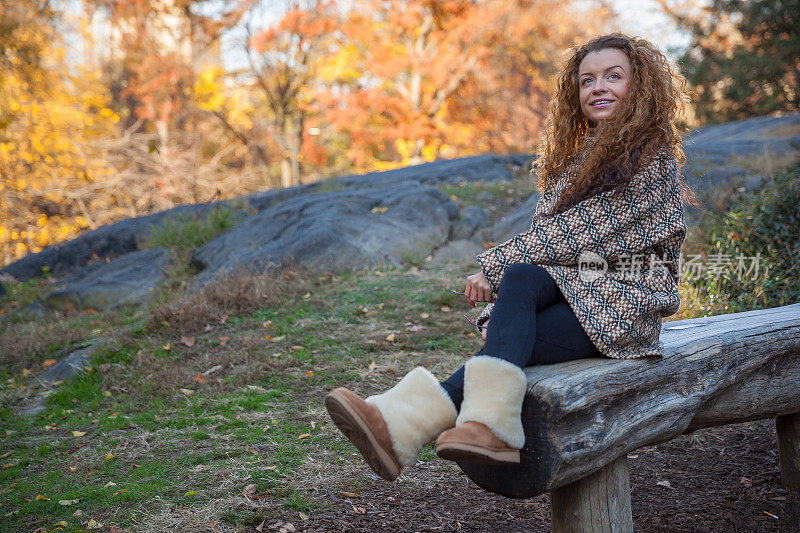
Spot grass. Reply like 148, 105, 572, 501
0, 260, 485, 531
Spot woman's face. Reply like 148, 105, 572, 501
577, 48, 631, 123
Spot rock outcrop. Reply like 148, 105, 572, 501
191, 183, 459, 286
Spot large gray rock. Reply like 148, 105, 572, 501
450, 206, 490, 241
44, 248, 171, 311
491, 192, 540, 243
191, 183, 459, 284
426, 239, 486, 267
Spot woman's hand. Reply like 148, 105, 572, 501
481, 320, 488, 341
464, 272, 495, 308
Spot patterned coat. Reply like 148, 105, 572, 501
475, 148, 687, 359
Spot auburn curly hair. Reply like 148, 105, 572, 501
534, 32, 697, 216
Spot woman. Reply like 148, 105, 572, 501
325, 33, 694, 481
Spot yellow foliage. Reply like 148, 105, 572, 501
0, 0, 118, 264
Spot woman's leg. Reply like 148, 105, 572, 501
441, 263, 601, 410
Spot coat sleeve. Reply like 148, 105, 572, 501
476, 150, 686, 293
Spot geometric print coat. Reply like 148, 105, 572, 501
475, 147, 687, 359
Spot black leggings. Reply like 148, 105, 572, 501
440, 263, 603, 411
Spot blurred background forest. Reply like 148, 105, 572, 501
1, 0, 797, 266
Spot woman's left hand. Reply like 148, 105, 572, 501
464, 272, 495, 308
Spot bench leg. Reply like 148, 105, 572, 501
776, 412, 800, 491
550, 454, 633, 533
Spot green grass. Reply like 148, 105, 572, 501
0, 262, 484, 531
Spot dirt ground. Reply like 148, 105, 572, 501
252, 418, 800, 532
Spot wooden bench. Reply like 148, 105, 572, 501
457, 302, 800, 532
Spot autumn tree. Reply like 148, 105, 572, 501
660, 0, 799, 123
242, 0, 337, 187
0, 0, 119, 264
85, 0, 251, 152
313, 0, 612, 170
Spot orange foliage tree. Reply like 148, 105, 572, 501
311, 0, 613, 170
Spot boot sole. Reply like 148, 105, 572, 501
436, 441, 520, 465
325, 390, 402, 481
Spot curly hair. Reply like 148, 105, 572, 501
534, 32, 697, 216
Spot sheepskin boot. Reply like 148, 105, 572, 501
435, 356, 527, 465
325, 367, 457, 481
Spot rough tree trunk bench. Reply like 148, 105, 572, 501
457, 302, 800, 532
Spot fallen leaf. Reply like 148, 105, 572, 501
54, 520, 68, 527
35, 494, 50, 500
0, 451, 11, 459
298, 433, 311, 439
371, 206, 388, 214
302, 292, 312, 299
103, 481, 117, 488
195, 373, 206, 383
185, 490, 198, 496
180, 336, 195, 347
385, 333, 396, 342
305, 371, 314, 377
87, 518, 103, 529
368, 362, 378, 371
72, 431, 86, 437
467, 332, 475, 338
298, 512, 308, 520
73, 509, 83, 517
656, 480, 672, 488
627, 454, 639, 459
162, 343, 171, 351
262, 320, 273, 328
420, 313, 430, 319
339, 491, 359, 498
58, 499, 80, 505
352, 505, 366, 514
203, 324, 214, 331
242, 483, 257, 500
291, 345, 305, 351
441, 305, 451, 312
179, 388, 194, 395
218, 313, 229, 324
105, 453, 114, 461
42, 359, 57, 367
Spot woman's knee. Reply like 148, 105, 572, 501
500, 263, 548, 291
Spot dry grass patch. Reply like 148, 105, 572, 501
149, 264, 311, 335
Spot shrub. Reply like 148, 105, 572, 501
683, 163, 800, 314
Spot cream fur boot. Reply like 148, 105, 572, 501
435, 356, 527, 464
326, 366, 457, 480
365, 367, 458, 467
456, 355, 527, 448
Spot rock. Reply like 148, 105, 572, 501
1, 300, 51, 323
0, 154, 532, 282
426, 239, 486, 267
450, 206, 490, 241
44, 248, 171, 311
491, 192, 540, 243
191, 183, 459, 285
0, 280, 4, 298
18, 342, 107, 416
334, 153, 533, 189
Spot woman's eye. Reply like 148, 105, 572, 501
609, 73, 620, 80
582, 78, 593, 85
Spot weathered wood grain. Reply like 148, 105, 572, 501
776, 412, 800, 490
458, 302, 800, 498
551, 455, 633, 533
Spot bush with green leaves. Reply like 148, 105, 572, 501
684, 164, 800, 313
